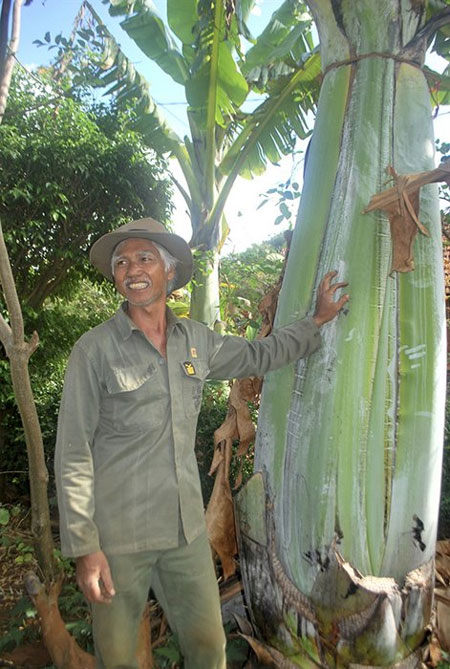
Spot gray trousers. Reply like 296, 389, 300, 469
92, 531, 226, 668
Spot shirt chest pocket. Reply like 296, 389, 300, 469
103, 363, 166, 430
180, 360, 209, 417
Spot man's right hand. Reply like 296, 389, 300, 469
76, 550, 116, 604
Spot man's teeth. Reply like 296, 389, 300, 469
127, 282, 149, 289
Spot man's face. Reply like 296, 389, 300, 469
112, 238, 174, 308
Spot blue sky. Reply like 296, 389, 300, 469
15, 1, 450, 252
17, 0, 274, 138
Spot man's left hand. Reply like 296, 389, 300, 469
313, 271, 349, 327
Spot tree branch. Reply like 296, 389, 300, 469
0, 219, 24, 345
0, 0, 24, 124
402, 6, 450, 63
0, 0, 12, 79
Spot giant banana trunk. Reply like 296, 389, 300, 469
236, 1, 447, 665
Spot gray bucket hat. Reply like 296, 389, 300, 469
89, 218, 193, 291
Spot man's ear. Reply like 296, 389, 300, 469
167, 267, 175, 281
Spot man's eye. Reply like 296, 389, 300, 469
115, 259, 127, 266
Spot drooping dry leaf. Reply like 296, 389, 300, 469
436, 539, 450, 584
205, 378, 263, 577
363, 162, 450, 273
209, 411, 237, 476
436, 587, 450, 652
433, 540, 450, 655
205, 438, 237, 580
240, 634, 299, 668
428, 633, 443, 667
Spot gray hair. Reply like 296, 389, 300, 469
111, 239, 179, 295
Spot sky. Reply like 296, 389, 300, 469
14, 0, 450, 254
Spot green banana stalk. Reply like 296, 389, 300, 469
237, 1, 448, 664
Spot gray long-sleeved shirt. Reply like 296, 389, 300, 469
55, 304, 321, 557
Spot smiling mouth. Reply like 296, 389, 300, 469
125, 281, 150, 290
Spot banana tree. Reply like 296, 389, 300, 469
235, 0, 450, 665
53, 0, 320, 326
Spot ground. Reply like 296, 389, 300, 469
1, 505, 450, 668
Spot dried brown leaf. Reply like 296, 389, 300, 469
363, 162, 450, 273
240, 634, 281, 667
205, 440, 237, 580
240, 634, 299, 668
435, 539, 450, 585
436, 586, 450, 651
213, 410, 238, 446
428, 633, 443, 667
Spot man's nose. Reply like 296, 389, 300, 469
126, 260, 142, 276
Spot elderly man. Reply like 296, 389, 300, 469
55, 218, 348, 669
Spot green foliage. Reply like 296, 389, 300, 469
196, 381, 229, 503
153, 635, 183, 667
0, 505, 10, 525
437, 139, 450, 225
437, 650, 450, 669
0, 596, 39, 653
0, 68, 173, 498
0, 280, 120, 497
0, 506, 93, 654
219, 236, 286, 336
224, 622, 250, 666
0, 68, 173, 310
257, 173, 303, 226
0, 583, 92, 655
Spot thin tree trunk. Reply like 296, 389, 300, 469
0, 220, 56, 579
237, 1, 447, 665
0, 0, 23, 123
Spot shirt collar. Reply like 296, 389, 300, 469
113, 302, 183, 340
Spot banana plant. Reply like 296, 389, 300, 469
56, 0, 321, 326
235, 0, 450, 665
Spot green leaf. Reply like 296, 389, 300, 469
235, 0, 258, 42
424, 65, 450, 107
219, 53, 320, 178
0, 508, 10, 525
167, 0, 197, 45
242, 0, 313, 82
186, 41, 248, 127
121, 7, 189, 84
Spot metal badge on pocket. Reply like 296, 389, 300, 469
183, 361, 196, 376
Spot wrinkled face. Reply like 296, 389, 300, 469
112, 238, 174, 308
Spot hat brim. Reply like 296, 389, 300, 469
89, 230, 193, 291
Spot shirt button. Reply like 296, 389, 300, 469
159, 359, 165, 365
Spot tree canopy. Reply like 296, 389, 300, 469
0, 68, 173, 310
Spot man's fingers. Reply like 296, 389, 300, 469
319, 270, 337, 289
336, 294, 350, 310
75, 551, 115, 604
331, 281, 349, 291
83, 578, 114, 604
313, 271, 349, 326
100, 566, 116, 598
